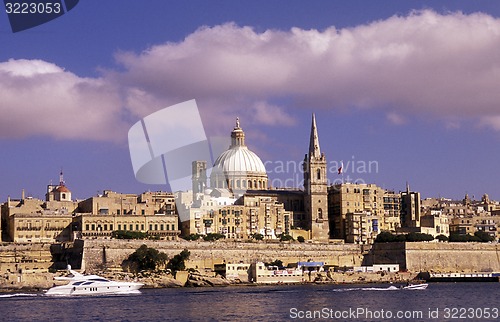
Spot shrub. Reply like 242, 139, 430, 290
297, 236, 305, 243
251, 233, 264, 241
112, 230, 148, 240
183, 233, 202, 241
279, 234, 294, 242
167, 249, 190, 277
375, 232, 433, 243
475, 231, 495, 242
265, 259, 284, 268
126, 244, 168, 272
203, 233, 225, 241
436, 234, 449, 242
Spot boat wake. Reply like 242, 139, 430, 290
0, 293, 39, 298
333, 286, 399, 292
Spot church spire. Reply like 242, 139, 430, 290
309, 113, 321, 158
59, 169, 65, 187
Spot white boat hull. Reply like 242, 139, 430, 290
45, 268, 143, 296
46, 281, 143, 296
402, 283, 428, 290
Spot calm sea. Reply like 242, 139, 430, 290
0, 283, 499, 321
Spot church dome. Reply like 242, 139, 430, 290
56, 185, 70, 193
213, 146, 266, 174
210, 118, 268, 191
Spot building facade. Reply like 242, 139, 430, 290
75, 190, 179, 240
328, 183, 385, 241
181, 115, 328, 241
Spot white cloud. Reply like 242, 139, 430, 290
386, 112, 407, 125
3, 9, 500, 142
115, 10, 500, 131
0, 59, 126, 141
479, 116, 500, 131
250, 101, 296, 126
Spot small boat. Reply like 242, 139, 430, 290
45, 266, 143, 296
402, 283, 428, 290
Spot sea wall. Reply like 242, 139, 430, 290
81, 240, 364, 273
370, 242, 500, 272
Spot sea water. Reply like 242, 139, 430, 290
0, 283, 498, 321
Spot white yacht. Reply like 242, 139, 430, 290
45, 266, 143, 296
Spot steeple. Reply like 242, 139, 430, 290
303, 112, 329, 241
59, 169, 65, 187
309, 113, 321, 158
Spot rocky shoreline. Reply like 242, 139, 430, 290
0, 270, 417, 293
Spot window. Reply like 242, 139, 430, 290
318, 208, 323, 219
141, 209, 145, 215
91, 224, 95, 230
118, 224, 121, 230
129, 224, 133, 230
160, 224, 164, 231
149, 224, 153, 231
166, 224, 170, 230
117, 210, 120, 215
317, 168, 321, 180
154, 224, 158, 230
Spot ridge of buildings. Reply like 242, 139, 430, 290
1, 116, 500, 245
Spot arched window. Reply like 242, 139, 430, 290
316, 168, 321, 180
318, 208, 323, 219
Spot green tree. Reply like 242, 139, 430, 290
112, 230, 149, 240
203, 233, 225, 241
251, 233, 264, 241
406, 232, 434, 242
126, 244, 168, 272
436, 234, 449, 242
183, 233, 201, 241
375, 231, 397, 243
266, 259, 284, 268
167, 249, 190, 277
474, 231, 495, 242
279, 234, 294, 242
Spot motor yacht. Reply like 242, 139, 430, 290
45, 266, 143, 296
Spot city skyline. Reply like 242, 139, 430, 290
1, 1, 499, 201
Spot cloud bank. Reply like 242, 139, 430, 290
0, 59, 126, 141
1, 10, 500, 141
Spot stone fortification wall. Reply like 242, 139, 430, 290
82, 240, 363, 272
371, 242, 500, 272
0, 243, 53, 273
405, 242, 500, 272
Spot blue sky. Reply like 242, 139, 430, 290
1, 1, 499, 201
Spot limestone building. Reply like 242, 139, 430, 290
182, 115, 329, 241
400, 184, 421, 228
74, 190, 179, 240
328, 183, 385, 241
1, 172, 77, 243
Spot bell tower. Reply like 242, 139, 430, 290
303, 113, 329, 240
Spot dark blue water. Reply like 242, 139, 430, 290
0, 283, 499, 321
